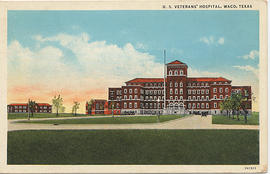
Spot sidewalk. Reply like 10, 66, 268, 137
8, 115, 259, 131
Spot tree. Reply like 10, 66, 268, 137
86, 99, 94, 115
60, 106, 66, 113
110, 101, 116, 118
230, 92, 242, 120
52, 95, 63, 116
28, 99, 37, 120
72, 101, 80, 116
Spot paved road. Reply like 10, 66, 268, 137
8, 115, 259, 131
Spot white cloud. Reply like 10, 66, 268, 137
233, 65, 259, 78
217, 37, 224, 45
135, 42, 147, 50
9, 33, 165, 112
199, 36, 225, 45
239, 50, 259, 60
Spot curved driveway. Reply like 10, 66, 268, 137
8, 115, 259, 131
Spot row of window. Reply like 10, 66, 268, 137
213, 87, 229, 93
170, 88, 183, 95
11, 110, 50, 113
168, 69, 184, 76
123, 102, 164, 109
145, 82, 164, 87
188, 102, 217, 109
145, 90, 164, 95
187, 81, 228, 87
169, 82, 184, 87
12, 106, 51, 109
188, 89, 209, 95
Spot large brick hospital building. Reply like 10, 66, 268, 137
108, 60, 252, 115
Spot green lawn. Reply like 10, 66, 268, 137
212, 112, 259, 125
17, 115, 186, 124
8, 113, 87, 120
8, 130, 259, 165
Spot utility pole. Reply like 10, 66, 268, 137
163, 50, 166, 113
27, 99, 30, 120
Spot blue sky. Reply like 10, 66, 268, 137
7, 10, 259, 111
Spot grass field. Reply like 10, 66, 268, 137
8, 113, 88, 120
17, 115, 186, 124
212, 112, 259, 125
8, 129, 259, 165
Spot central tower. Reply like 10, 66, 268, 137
165, 60, 188, 113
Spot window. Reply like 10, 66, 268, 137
214, 102, 217, 108
206, 83, 208, 86
154, 103, 157, 108
124, 95, 127, 99
175, 82, 178, 87
124, 102, 127, 108
197, 103, 200, 108
225, 95, 228, 99
128, 89, 132, 93
180, 82, 183, 87
213, 88, 217, 93
206, 103, 209, 108
206, 96, 209, 100
225, 88, 229, 93
220, 95, 223, 99
150, 90, 153, 95
154, 96, 157, 100
197, 90, 200, 94
197, 83, 200, 86
219, 88, 223, 93
188, 83, 191, 86
201, 103, 205, 108
201, 83, 204, 86
129, 95, 132, 99
154, 90, 157, 95
150, 96, 153, 100
180, 89, 183, 94
135, 89, 138, 94
193, 103, 196, 108
193, 90, 196, 94
206, 90, 209, 94
146, 96, 148, 100
145, 103, 148, 108
180, 96, 183, 100
134, 95, 138, 99
180, 70, 183, 75
201, 96, 204, 100
175, 89, 178, 94
150, 103, 153, 108
170, 96, 173, 100
129, 103, 132, 108
124, 89, 127, 94
214, 95, 217, 99
174, 70, 178, 76
193, 96, 196, 100
169, 70, 172, 75
170, 82, 173, 87
188, 103, 191, 109
175, 96, 178, 100
188, 90, 191, 94
197, 96, 200, 100
134, 103, 137, 108
170, 89, 173, 94
201, 89, 204, 94
188, 96, 191, 100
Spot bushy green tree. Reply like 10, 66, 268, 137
86, 99, 94, 115
28, 99, 37, 120
72, 101, 80, 116
52, 95, 63, 116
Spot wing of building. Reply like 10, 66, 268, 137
107, 60, 252, 115
7, 103, 52, 113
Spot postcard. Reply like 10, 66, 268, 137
0, 0, 267, 173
